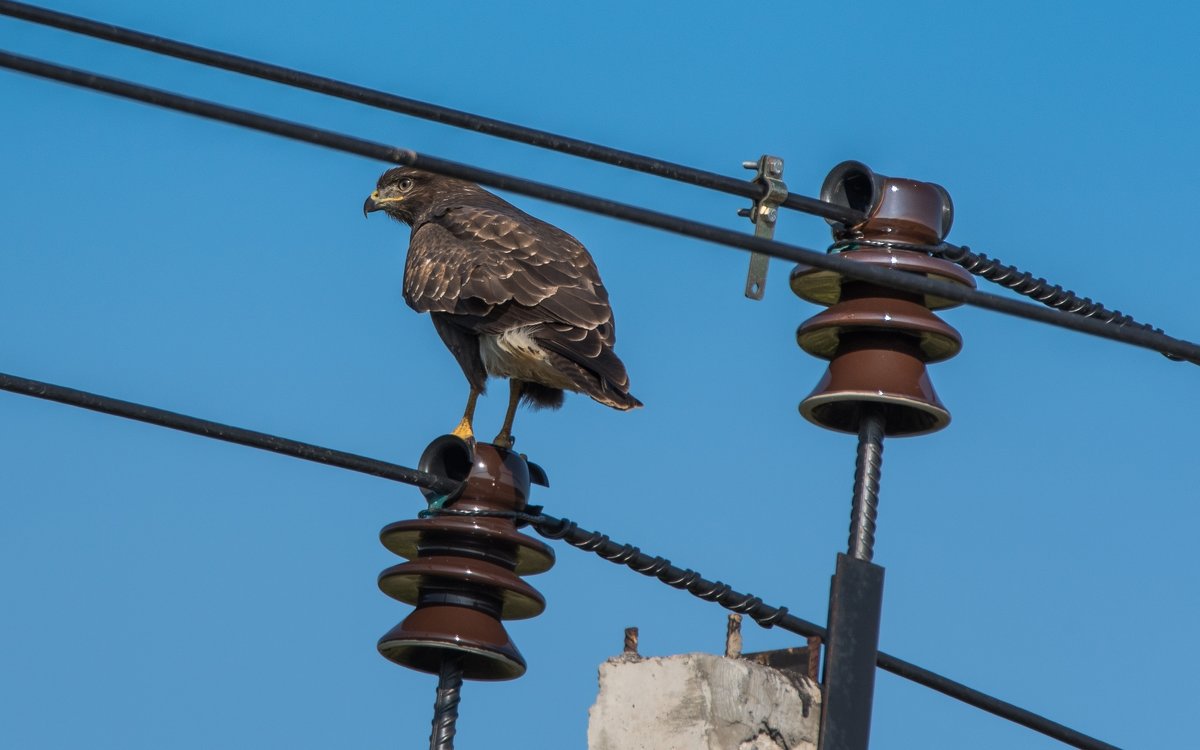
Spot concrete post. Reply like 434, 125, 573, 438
588, 651, 821, 750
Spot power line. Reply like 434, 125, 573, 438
0, 13, 1157, 748
0, 0, 853, 224
1, 49, 1197, 366
530, 514, 1119, 750
0, 0, 1184, 359
0, 371, 459, 496
0, 367, 1117, 750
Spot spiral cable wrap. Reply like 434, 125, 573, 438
937, 244, 1183, 361
826, 238, 1186, 362
531, 515, 799, 631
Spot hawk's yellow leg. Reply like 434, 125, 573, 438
492, 380, 521, 449
451, 388, 480, 442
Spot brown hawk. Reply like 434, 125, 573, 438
364, 167, 641, 448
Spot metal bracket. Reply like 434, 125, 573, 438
738, 154, 788, 300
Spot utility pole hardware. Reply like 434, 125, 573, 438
376, 436, 554, 750
794, 162, 972, 750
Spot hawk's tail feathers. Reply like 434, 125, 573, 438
519, 381, 566, 411
518, 379, 641, 411
599, 389, 642, 411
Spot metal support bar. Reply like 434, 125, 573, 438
429, 656, 464, 750
818, 554, 886, 750
739, 155, 787, 299
820, 406, 887, 749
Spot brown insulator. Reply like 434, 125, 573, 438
793, 162, 973, 437
377, 436, 554, 681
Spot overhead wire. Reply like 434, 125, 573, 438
0, 0, 852, 223
1, 49, 1197, 366
0, 371, 459, 495
0, 0, 1186, 359
0, 368, 1118, 750
529, 513, 1118, 750
0, 10, 1163, 749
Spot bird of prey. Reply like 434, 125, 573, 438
364, 166, 641, 449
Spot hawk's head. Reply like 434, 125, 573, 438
363, 167, 481, 225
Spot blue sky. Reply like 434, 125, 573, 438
2, 2, 1196, 748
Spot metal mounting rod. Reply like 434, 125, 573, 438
819, 407, 889, 750
848, 407, 885, 561
429, 656, 464, 750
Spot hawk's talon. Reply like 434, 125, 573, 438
451, 417, 475, 443
493, 432, 515, 450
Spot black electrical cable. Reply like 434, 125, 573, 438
0, 366, 1118, 749
0, 19, 1149, 749
0, 372, 460, 495
0, 0, 1185, 358
427, 509, 1119, 750
0, 0, 1185, 354
1, 50, 1198, 367
0, 0, 853, 224
531, 514, 1118, 750
838, 238, 1182, 362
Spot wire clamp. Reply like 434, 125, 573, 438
738, 155, 787, 299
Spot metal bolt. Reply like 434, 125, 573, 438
763, 207, 778, 223
742, 160, 758, 170
623, 627, 639, 657
768, 158, 783, 176
806, 636, 822, 682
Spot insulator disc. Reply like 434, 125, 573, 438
797, 297, 963, 362
791, 249, 975, 310
378, 605, 526, 681
378, 556, 546, 620
380, 517, 554, 576
799, 334, 951, 436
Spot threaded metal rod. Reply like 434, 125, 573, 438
848, 407, 886, 561
429, 656, 464, 750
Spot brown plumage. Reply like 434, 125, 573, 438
364, 166, 640, 447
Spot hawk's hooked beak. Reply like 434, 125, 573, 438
363, 191, 382, 218
363, 190, 404, 218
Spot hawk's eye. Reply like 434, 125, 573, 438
398, 178, 414, 192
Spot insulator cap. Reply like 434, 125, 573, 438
378, 605, 526, 681
821, 160, 953, 244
